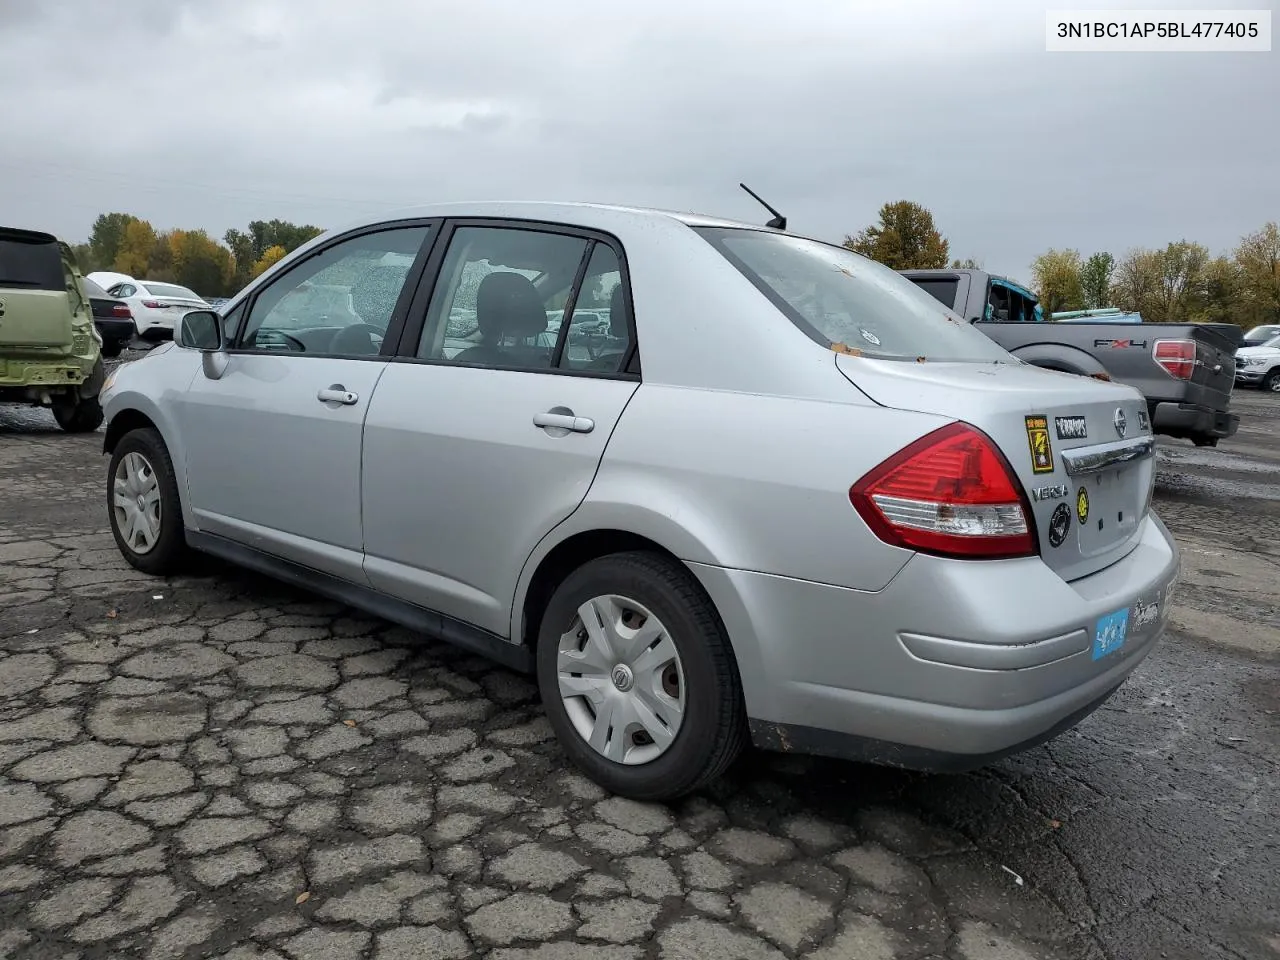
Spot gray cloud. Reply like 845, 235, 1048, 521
0, 0, 1274, 284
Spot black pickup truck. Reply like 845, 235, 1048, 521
903, 268, 1240, 447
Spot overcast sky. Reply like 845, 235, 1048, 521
0, 0, 1274, 284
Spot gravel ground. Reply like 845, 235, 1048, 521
1, 360, 1276, 960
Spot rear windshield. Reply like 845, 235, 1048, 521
697, 227, 1011, 362
0, 237, 64, 291
908, 278, 960, 310
81, 277, 109, 297
142, 282, 202, 300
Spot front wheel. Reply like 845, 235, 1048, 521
52, 396, 104, 433
1263, 369, 1280, 393
536, 551, 747, 801
107, 427, 190, 576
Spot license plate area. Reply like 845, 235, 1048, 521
1074, 466, 1142, 556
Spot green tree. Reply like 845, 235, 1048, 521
1191, 256, 1243, 326
1153, 240, 1210, 323
89, 212, 139, 271
113, 219, 158, 277
950, 257, 983, 269
844, 201, 949, 269
1235, 222, 1280, 324
247, 219, 324, 260
224, 228, 255, 292
1112, 248, 1163, 319
1080, 252, 1115, 309
1030, 248, 1084, 314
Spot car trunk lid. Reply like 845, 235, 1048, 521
836, 355, 1155, 582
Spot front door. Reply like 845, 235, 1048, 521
361, 222, 640, 636
178, 223, 435, 582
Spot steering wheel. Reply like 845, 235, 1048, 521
328, 323, 386, 355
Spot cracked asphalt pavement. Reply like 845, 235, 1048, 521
1, 361, 1277, 960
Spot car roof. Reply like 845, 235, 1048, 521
332, 200, 785, 238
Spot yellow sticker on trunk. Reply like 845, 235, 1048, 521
1076, 486, 1090, 524
1025, 415, 1054, 474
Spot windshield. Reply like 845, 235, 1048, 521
142, 282, 202, 300
1261, 335, 1280, 349
1246, 325, 1280, 340
697, 227, 1012, 362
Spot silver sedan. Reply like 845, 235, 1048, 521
98, 202, 1180, 801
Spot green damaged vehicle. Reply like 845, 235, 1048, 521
0, 226, 106, 432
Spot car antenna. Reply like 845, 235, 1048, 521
739, 182, 787, 231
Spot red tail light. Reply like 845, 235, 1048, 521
849, 422, 1037, 560
111, 304, 133, 318
141, 299, 173, 309
1153, 339, 1196, 380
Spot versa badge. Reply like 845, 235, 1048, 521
1025, 415, 1054, 474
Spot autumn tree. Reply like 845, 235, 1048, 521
168, 229, 235, 295
1030, 248, 1084, 314
251, 245, 288, 279
844, 201, 949, 269
113, 219, 158, 277
1193, 257, 1243, 326
1080, 252, 1115, 309
1235, 222, 1280, 323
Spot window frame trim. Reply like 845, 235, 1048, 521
222, 217, 443, 362
391, 216, 641, 382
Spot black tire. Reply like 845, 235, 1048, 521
52, 396, 104, 433
536, 551, 747, 801
1263, 369, 1280, 394
101, 341, 122, 358
106, 427, 190, 576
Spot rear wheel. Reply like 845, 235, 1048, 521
1264, 369, 1280, 393
52, 396, 104, 433
101, 340, 122, 358
107, 427, 189, 575
535, 551, 747, 801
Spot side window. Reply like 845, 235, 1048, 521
988, 284, 1011, 322
219, 303, 245, 342
114, 283, 137, 298
238, 226, 431, 357
416, 226, 589, 370
558, 244, 632, 373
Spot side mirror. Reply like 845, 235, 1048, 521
178, 310, 230, 380
178, 310, 223, 350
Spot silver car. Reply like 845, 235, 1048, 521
98, 202, 1180, 801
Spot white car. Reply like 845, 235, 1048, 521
1234, 335, 1280, 392
97, 276, 208, 340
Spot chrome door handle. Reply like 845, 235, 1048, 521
317, 385, 358, 405
533, 411, 594, 433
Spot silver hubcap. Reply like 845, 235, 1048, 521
1270, 377, 1280, 393
112, 451, 162, 554
556, 595, 686, 765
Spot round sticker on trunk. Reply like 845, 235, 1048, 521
1076, 486, 1090, 525
1048, 502, 1071, 548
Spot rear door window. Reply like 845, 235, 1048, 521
697, 227, 1010, 362
908, 278, 959, 310
0, 236, 64, 291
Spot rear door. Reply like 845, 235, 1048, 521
361, 220, 640, 637
0, 228, 73, 347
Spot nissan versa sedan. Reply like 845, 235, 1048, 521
98, 202, 1180, 801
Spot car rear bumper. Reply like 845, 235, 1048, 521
94, 319, 134, 342
1150, 400, 1238, 440
690, 511, 1180, 770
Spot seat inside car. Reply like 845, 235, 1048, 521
453, 272, 549, 367
584, 284, 628, 370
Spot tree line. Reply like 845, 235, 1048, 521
72, 212, 325, 297
844, 201, 1280, 330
